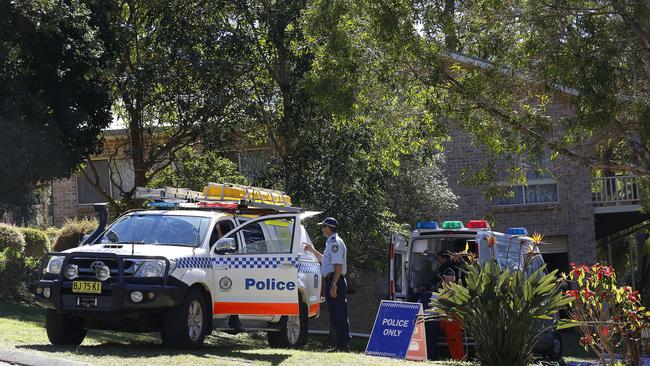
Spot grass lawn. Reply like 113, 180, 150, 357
0, 301, 470, 366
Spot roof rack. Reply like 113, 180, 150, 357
134, 185, 303, 214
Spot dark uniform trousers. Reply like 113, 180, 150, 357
324, 276, 351, 347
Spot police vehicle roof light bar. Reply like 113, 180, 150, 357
135, 186, 303, 213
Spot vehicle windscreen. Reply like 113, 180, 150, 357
97, 214, 211, 247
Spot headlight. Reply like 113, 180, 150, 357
64, 264, 79, 280
45, 256, 65, 275
134, 260, 166, 278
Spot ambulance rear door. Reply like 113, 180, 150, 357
388, 233, 408, 300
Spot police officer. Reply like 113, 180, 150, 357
303, 217, 351, 352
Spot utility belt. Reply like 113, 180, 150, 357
324, 273, 346, 283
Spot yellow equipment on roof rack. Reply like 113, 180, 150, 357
202, 182, 292, 206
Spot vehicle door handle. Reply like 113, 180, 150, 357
214, 265, 228, 270
279, 263, 294, 269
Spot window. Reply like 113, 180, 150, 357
209, 220, 235, 246
394, 253, 403, 294
77, 160, 111, 204
227, 217, 295, 254
77, 159, 134, 204
493, 153, 559, 206
98, 214, 211, 247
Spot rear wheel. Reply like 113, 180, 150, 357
267, 299, 308, 348
45, 309, 87, 346
161, 288, 208, 349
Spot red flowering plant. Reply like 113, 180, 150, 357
561, 263, 647, 366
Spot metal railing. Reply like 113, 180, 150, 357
592, 176, 640, 207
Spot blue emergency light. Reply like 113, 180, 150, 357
506, 227, 528, 235
416, 221, 439, 229
147, 201, 179, 208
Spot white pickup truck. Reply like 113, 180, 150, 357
34, 187, 322, 349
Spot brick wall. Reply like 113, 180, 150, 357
52, 177, 96, 226
441, 95, 597, 264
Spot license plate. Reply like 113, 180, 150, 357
72, 281, 102, 294
77, 296, 98, 308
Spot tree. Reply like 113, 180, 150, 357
0, 0, 112, 205
201, 0, 456, 270
148, 147, 247, 192
81, 0, 246, 210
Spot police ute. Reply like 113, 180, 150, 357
34, 183, 322, 349
388, 220, 563, 360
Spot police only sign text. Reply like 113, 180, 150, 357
365, 300, 423, 359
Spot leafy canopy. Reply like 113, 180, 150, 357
0, 0, 112, 203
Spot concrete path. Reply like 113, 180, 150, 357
0, 348, 90, 366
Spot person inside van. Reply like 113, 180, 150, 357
434, 252, 457, 287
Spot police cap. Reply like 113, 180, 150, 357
317, 217, 338, 229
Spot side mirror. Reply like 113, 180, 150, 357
214, 238, 237, 254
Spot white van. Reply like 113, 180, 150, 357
388, 220, 563, 360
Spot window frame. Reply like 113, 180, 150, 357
492, 178, 560, 206
225, 216, 297, 255
76, 159, 112, 206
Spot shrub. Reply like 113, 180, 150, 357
19, 227, 50, 258
0, 223, 26, 253
44, 226, 61, 244
52, 218, 97, 252
0, 249, 40, 303
432, 261, 571, 366
563, 263, 647, 366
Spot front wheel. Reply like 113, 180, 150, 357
267, 299, 308, 348
45, 309, 87, 346
161, 288, 208, 349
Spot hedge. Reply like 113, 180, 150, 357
19, 227, 50, 258
0, 223, 25, 253
52, 218, 98, 252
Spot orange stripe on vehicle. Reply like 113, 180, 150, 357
308, 303, 319, 317
213, 302, 299, 315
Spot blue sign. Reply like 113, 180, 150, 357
365, 300, 422, 359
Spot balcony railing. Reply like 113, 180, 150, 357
592, 176, 641, 211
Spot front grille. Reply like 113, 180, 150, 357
68, 257, 120, 282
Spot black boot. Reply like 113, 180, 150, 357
227, 315, 245, 333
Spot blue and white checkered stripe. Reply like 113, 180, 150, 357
214, 256, 297, 269
175, 256, 297, 269
297, 262, 320, 275
176, 257, 212, 269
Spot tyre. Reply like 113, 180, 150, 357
545, 332, 564, 361
267, 298, 308, 348
45, 309, 87, 346
161, 288, 208, 349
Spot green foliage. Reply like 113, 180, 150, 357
0, 0, 112, 204
148, 147, 247, 191
0, 249, 40, 303
78, 0, 247, 209
197, 1, 457, 270
0, 223, 25, 253
52, 218, 97, 252
18, 228, 50, 258
433, 261, 570, 366
44, 226, 61, 245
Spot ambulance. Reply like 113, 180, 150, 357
33, 183, 322, 349
388, 219, 564, 360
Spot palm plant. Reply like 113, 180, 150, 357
432, 261, 571, 366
